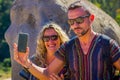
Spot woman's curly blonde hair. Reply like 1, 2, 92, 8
36, 22, 69, 59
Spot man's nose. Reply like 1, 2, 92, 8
73, 21, 79, 27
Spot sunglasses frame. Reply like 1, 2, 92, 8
68, 14, 90, 25
43, 35, 58, 42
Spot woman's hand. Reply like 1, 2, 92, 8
49, 73, 64, 80
13, 43, 30, 68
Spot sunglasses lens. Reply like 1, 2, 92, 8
43, 36, 50, 42
68, 20, 74, 25
43, 35, 58, 42
76, 17, 84, 24
68, 14, 90, 25
51, 35, 58, 40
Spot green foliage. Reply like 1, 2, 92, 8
0, 0, 13, 41
115, 9, 120, 25
3, 58, 11, 67
89, 0, 120, 26
0, 40, 10, 62
0, 62, 11, 79
115, 14, 120, 25
0, 0, 13, 62
94, 2, 101, 8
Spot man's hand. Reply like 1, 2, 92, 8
49, 73, 64, 80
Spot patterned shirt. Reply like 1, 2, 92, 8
55, 34, 120, 80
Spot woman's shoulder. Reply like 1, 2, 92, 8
30, 55, 43, 66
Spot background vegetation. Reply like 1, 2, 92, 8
0, 0, 13, 79
0, 0, 120, 79
89, 0, 120, 25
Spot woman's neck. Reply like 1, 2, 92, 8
46, 52, 55, 65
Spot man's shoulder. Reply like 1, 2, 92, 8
100, 34, 111, 40
97, 33, 112, 46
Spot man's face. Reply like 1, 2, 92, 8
68, 7, 91, 37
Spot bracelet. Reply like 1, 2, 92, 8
26, 61, 32, 70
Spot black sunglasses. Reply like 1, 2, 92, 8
68, 14, 90, 25
43, 35, 58, 42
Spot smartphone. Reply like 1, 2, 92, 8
18, 33, 29, 53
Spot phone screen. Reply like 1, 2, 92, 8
18, 33, 28, 53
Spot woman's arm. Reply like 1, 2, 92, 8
27, 57, 65, 80
13, 43, 65, 80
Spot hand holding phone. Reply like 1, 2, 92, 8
18, 33, 28, 53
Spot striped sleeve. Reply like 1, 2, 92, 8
110, 39, 120, 63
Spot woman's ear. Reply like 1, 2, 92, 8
89, 14, 95, 22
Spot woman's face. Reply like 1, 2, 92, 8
43, 28, 61, 53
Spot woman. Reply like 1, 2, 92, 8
14, 22, 69, 80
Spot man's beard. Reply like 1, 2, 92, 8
77, 28, 89, 37
81, 28, 89, 35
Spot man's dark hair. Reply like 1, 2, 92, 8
68, 1, 91, 15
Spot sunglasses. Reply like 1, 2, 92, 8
68, 14, 90, 25
43, 35, 58, 42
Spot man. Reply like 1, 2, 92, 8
14, 1, 120, 80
